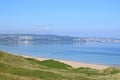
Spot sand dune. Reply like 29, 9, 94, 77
22, 55, 108, 70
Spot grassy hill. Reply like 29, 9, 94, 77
0, 51, 120, 80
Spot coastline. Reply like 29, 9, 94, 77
21, 55, 109, 70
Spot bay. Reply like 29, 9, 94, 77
0, 42, 120, 66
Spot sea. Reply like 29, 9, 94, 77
0, 42, 120, 66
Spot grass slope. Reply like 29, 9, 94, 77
0, 51, 120, 80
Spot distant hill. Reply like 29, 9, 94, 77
0, 51, 120, 80
0, 34, 120, 44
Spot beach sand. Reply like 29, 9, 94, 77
22, 55, 108, 70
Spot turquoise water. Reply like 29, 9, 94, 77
0, 42, 120, 66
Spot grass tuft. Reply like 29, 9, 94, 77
0, 51, 120, 80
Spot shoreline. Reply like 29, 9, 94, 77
21, 55, 109, 70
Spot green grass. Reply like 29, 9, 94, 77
70, 67, 102, 75
0, 51, 120, 80
25, 58, 72, 69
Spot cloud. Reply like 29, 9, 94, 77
26, 24, 51, 34
0, 24, 51, 34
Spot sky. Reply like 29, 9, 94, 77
0, 0, 120, 38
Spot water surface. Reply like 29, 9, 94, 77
0, 42, 120, 66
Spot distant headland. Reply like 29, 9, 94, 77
0, 34, 120, 44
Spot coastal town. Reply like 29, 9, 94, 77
0, 34, 120, 44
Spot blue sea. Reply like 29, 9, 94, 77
0, 42, 120, 66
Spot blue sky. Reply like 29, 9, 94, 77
0, 0, 120, 38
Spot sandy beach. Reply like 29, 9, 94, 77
22, 55, 109, 70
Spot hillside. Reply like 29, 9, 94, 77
0, 51, 120, 80
0, 34, 120, 44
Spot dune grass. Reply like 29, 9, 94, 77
0, 51, 120, 80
